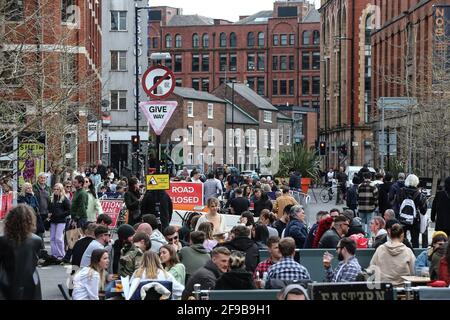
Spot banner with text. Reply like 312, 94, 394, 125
99, 200, 123, 228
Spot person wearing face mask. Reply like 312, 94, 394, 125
323, 237, 362, 282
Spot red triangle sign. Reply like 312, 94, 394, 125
139, 101, 178, 135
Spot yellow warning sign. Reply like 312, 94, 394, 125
146, 174, 170, 190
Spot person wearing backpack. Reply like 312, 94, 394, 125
393, 174, 427, 248
431, 176, 450, 237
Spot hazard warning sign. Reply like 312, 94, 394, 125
146, 174, 170, 191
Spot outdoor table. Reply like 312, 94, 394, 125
401, 276, 431, 286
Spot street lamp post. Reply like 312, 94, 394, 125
135, 5, 151, 179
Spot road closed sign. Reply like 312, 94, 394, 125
166, 182, 204, 211
99, 199, 123, 229
140, 101, 177, 135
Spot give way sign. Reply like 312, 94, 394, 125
142, 65, 176, 100
139, 101, 178, 135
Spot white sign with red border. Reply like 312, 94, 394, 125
139, 101, 177, 136
142, 65, 176, 100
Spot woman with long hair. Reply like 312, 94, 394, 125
0, 204, 42, 299
131, 251, 184, 299
198, 222, 217, 252
84, 177, 103, 222
252, 223, 270, 249
195, 198, 226, 235
159, 244, 186, 285
124, 177, 142, 226
253, 191, 273, 217
17, 182, 45, 236
48, 183, 71, 260
72, 249, 109, 300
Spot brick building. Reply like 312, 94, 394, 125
1, 0, 102, 180
371, 0, 450, 176
319, 0, 376, 169
147, 0, 320, 149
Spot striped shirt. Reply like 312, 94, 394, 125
357, 181, 378, 213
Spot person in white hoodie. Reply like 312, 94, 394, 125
368, 224, 416, 286
130, 251, 184, 299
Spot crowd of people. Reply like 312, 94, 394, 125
1, 161, 450, 300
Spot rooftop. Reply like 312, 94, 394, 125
173, 87, 225, 103
226, 83, 278, 111
167, 15, 214, 26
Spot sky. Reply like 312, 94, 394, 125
149, 0, 321, 22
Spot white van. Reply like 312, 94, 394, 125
345, 166, 376, 188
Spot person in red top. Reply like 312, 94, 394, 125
253, 236, 281, 288
438, 242, 450, 285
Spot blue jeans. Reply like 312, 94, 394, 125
359, 211, 374, 238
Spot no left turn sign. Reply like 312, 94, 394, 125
142, 65, 176, 100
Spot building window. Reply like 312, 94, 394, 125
201, 78, 209, 92
272, 56, 279, 70
302, 31, 310, 45
273, 34, 279, 46
175, 34, 182, 48
220, 33, 227, 47
280, 80, 287, 95
208, 104, 214, 119
175, 79, 182, 87
187, 126, 194, 145
230, 32, 237, 47
302, 52, 310, 70
207, 127, 214, 145
192, 78, 200, 90
290, 34, 295, 46
202, 33, 209, 48
286, 127, 291, 145
60, 53, 77, 86
110, 51, 127, 71
313, 30, 320, 45
279, 126, 284, 145
192, 33, 199, 48
165, 34, 172, 48
302, 77, 310, 95
312, 52, 320, 70
257, 77, 265, 96
289, 55, 295, 70
111, 11, 126, 31
280, 56, 287, 70
5, 0, 24, 21
272, 80, 278, 96
263, 130, 269, 148
235, 129, 242, 147
312, 77, 320, 95
365, 14, 374, 123
192, 54, 200, 72
152, 37, 159, 48
289, 80, 295, 95
257, 53, 265, 71
247, 53, 255, 71
187, 102, 194, 117
202, 54, 210, 72
219, 54, 227, 71
264, 111, 272, 123
111, 91, 127, 110
281, 34, 288, 46
247, 77, 255, 91
249, 130, 257, 147
247, 32, 255, 47
229, 53, 237, 71
258, 32, 265, 47
174, 54, 182, 72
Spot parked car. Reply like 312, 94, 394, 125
345, 166, 376, 188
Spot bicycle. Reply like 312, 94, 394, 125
319, 182, 338, 203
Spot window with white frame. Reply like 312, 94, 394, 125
187, 126, 194, 145
228, 129, 234, 147
208, 103, 214, 119
111, 51, 127, 71
187, 102, 194, 117
111, 11, 126, 31
263, 111, 272, 123
110, 91, 127, 110
207, 127, 214, 146
187, 153, 193, 165
235, 129, 242, 147
286, 128, 291, 145
250, 129, 257, 147
263, 130, 269, 148
270, 130, 276, 149
208, 153, 214, 166
279, 126, 284, 145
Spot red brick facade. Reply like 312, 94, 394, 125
319, 0, 375, 169
148, 1, 320, 149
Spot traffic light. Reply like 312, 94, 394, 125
131, 135, 140, 145
319, 141, 326, 156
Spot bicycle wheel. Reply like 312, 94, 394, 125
320, 188, 331, 203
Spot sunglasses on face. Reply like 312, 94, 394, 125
167, 235, 178, 242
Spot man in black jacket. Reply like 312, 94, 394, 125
182, 247, 230, 300
319, 216, 349, 249
341, 210, 365, 237
218, 225, 260, 273
140, 190, 173, 231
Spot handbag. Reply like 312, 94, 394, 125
65, 228, 82, 250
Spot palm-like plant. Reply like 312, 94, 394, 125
277, 144, 321, 181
